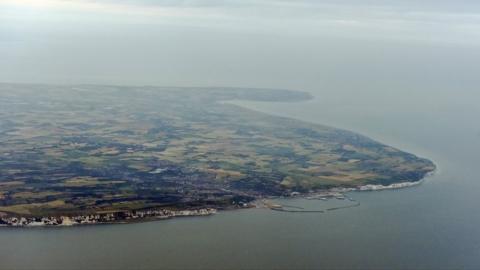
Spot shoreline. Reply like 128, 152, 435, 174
354, 168, 436, 192
0, 208, 218, 228
258, 167, 437, 211
0, 168, 436, 228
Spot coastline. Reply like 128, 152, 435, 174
0, 208, 217, 228
0, 84, 437, 228
354, 167, 436, 192
259, 166, 437, 211
0, 166, 437, 228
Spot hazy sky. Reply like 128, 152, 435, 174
1, 0, 480, 92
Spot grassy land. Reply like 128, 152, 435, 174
0, 84, 435, 217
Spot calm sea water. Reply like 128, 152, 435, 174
1, 87, 479, 270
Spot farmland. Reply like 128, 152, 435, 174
0, 83, 435, 217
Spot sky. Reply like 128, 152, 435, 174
1, 0, 480, 92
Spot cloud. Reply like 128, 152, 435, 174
1, 0, 480, 45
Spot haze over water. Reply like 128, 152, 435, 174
1, 1, 480, 269
0, 84, 479, 269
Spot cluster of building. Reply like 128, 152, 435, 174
0, 208, 217, 227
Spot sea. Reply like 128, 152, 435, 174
0, 85, 479, 270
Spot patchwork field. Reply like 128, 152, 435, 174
0, 83, 435, 217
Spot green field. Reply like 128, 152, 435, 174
0, 83, 435, 217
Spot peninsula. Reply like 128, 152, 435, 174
0, 83, 435, 226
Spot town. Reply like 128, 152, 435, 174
0, 208, 217, 227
